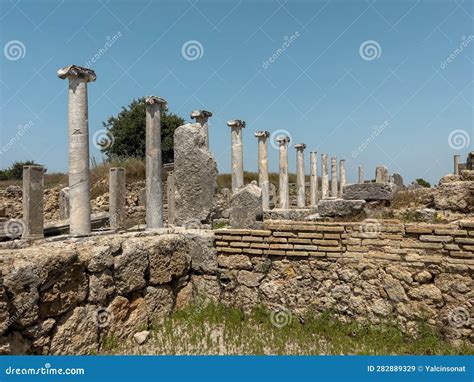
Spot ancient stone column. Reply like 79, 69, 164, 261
145, 96, 168, 229
167, 171, 175, 225
321, 154, 329, 199
255, 131, 270, 210
454, 155, 460, 175
190, 110, 212, 149
57, 65, 96, 236
227, 120, 246, 192
277, 135, 291, 209
295, 143, 306, 208
358, 165, 364, 184
109, 167, 126, 230
339, 159, 346, 197
331, 156, 338, 197
375, 165, 389, 183
22, 165, 44, 240
310, 151, 318, 207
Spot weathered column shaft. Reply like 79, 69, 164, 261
278, 136, 290, 209
454, 155, 460, 175
255, 131, 270, 210
358, 165, 364, 184
339, 159, 346, 197
375, 165, 389, 183
331, 156, 338, 197
295, 144, 306, 208
167, 171, 175, 225
109, 167, 126, 230
310, 151, 318, 207
321, 154, 329, 199
22, 165, 44, 239
191, 110, 212, 149
228, 120, 246, 192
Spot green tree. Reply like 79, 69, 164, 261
101, 98, 185, 164
0, 160, 39, 181
415, 178, 431, 188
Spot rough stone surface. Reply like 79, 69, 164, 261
433, 181, 474, 213
59, 187, 70, 220
133, 330, 150, 345
114, 238, 148, 294
230, 183, 263, 229
263, 208, 317, 221
316, 199, 366, 218
392, 173, 404, 187
375, 166, 389, 183
343, 183, 396, 201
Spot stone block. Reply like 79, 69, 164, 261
230, 183, 263, 229
343, 183, 396, 201
315, 198, 366, 218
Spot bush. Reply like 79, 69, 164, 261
415, 178, 431, 188
0, 160, 41, 181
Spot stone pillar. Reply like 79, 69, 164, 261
167, 171, 175, 225
109, 167, 126, 230
454, 155, 460, 175
331, 156, 338, 197
22, 165, 44, 240
277, 135, 291, 209
57, 65, 96, 236
375, 165, 389, 183
255, 131, 270, 210
295, 143, 306, 208
190, 110, 212, 149
358, 165, 364, 184
339, 159, 346, 197
145, 96, 168, 230
227, 120, 246, 192
321, 154, 329, 199
310, 151, 318, 207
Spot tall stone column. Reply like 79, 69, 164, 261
375, 165, 389, 183
321, 154, 329, 199
295, 143, 306, 208
339, 159, 346, 197
454, 155, 460, 175
57, 65, 96, 236
22, 165, 44, 240
255, 131, 270, 210
190, 109, 212, 148
109, 167, 126, 230
277, 135, 291, 209
358, 165, 364, 184
167, 171, 175, 225
145, 96, 168, 229
310, 151, 318, 207
227, 120, 246, 192
331, 156, 338, 197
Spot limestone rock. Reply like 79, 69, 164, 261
460, 170, 474, 181
59, 187, 70, 220
106, 296, 148, 341
0, 331, 31, 355
114, 238, 148, 294
375, 165, 389, 183
183, 230, 217, 274
217, 254, 252, 270
230, 183, 263, 229
192, 275, 221, 301
237, 270, 264, 287
175, 283, 195, 310
382, 275, 408, 302
86, 243, 118, 272
408, 284, 443, 304
264, 208, 316, 221
0, 286, 10, 335
316, 199, 366, 218
88, 270, 115, 304
144, 286, 174, 318
433, 181, 474, 212
414, 271, 432, 284
133, 330, 150, 345
343, 183, 396, 201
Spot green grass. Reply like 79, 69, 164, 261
101, 303, 473, 355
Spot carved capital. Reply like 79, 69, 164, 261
254, 130, 270, 138
145, 96, 168, 110
57, 65, 96, 82
227, 120, 246, 128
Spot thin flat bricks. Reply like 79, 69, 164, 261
310, 151, 318, 207
57, 65, 96, 236
227, 120, 246, 192
331, 156, 337, 197
295, 143, 306, 208
190, 109, 212, 149
321, 153, 329, 199
255, 131, 270, 210
109, 167, 126, 230
277, 135, 291, 209
167, 171, 176, 225
454, 155, 460, 175
22, 165, 44, 240
145, 96, 168, 229
339, 159, 346, 197
358, 165, 364, 184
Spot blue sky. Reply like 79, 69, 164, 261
1, 0, 473, 184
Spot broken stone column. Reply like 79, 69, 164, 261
339, 159, 346, 197
295, 143, 306, 207
310, 151, 318, 207
255, 131, 270, 210
230, 181, 262, 229
331, 156, 338, 197
277, 135, 291, 209
454, 155, 460, 175
190, 110, 212, 149
228, 120, 246, 192
109, 167, 126, 230
57, 65, 96, 236
22, 165, 44, 240
392, 173, 404, 187
174, 122, 217, 226
145, 96, 168, 229
167, 171, 175, 225
59, 187, 70, 220
358, 165, 364, 184
321, 154, 329, 199
375, 165, 389, 183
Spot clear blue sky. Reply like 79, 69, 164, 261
1, 0, 473, 184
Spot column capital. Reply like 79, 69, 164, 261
57, 65, 96, 82
276, 135, 291, 146
190, 109, 212, 120
227, 119, 246, 128
254, 130, 270, 138
295, 143, 306, 150
145, 96, 168, 110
